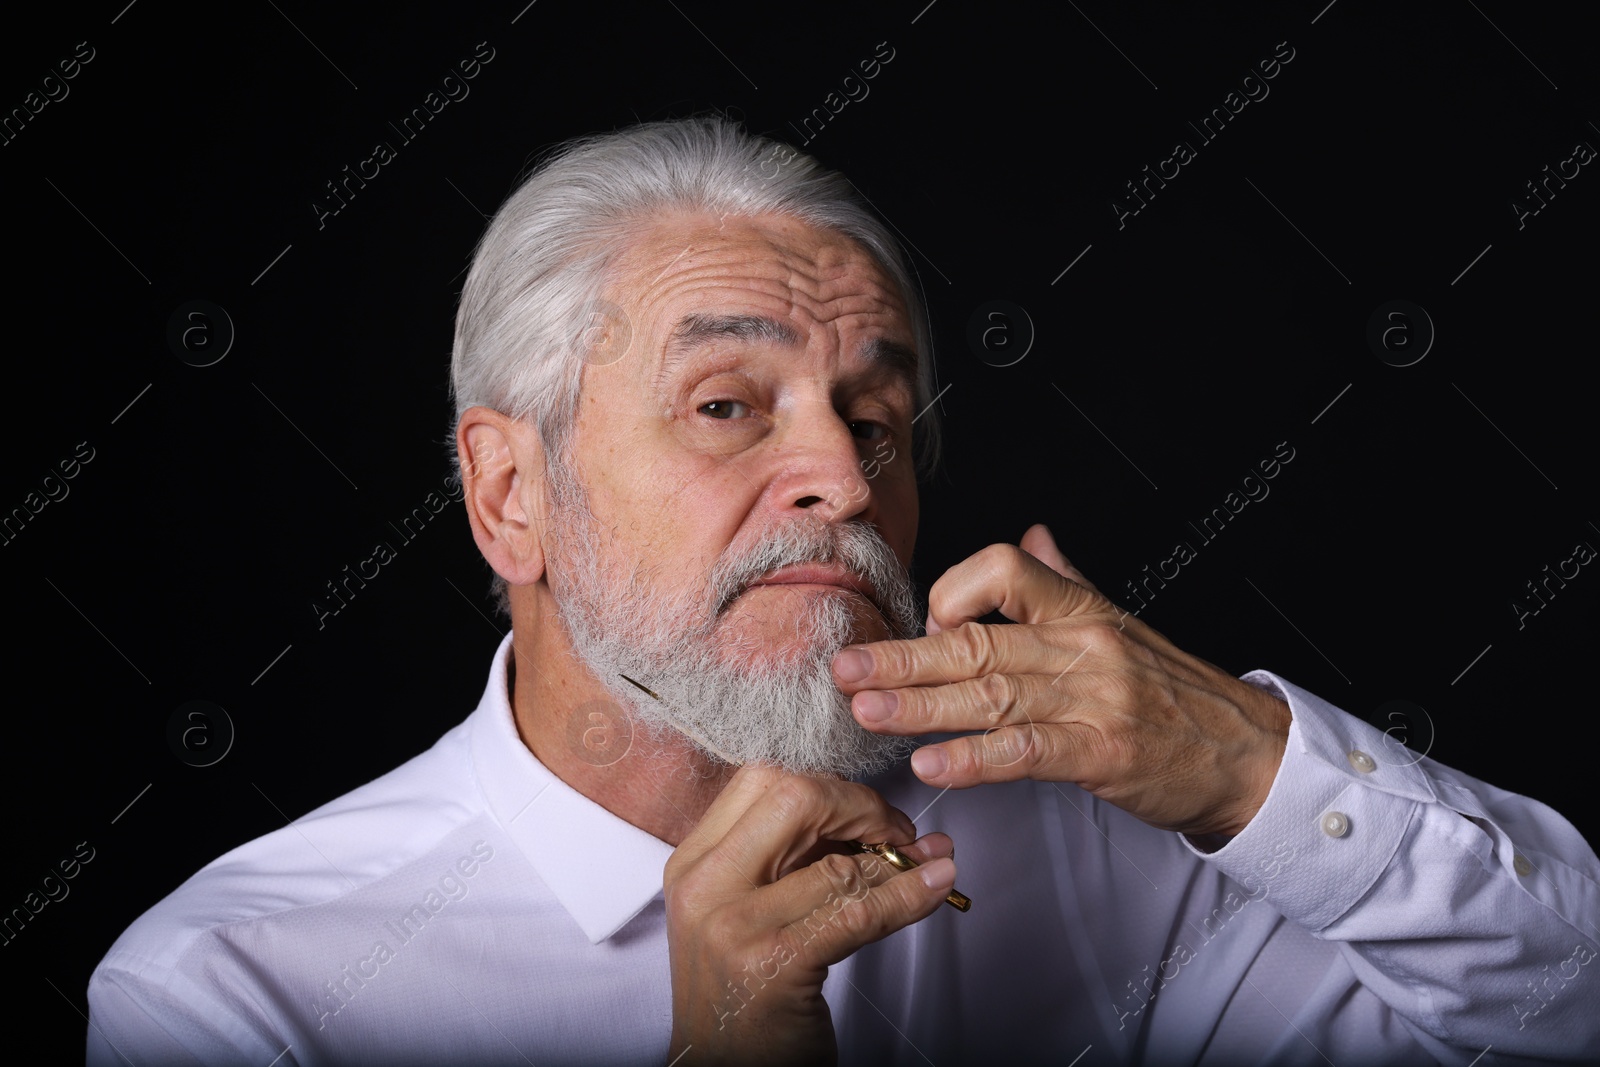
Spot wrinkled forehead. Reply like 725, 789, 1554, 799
606, 212, 915, 348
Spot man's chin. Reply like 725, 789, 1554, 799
616, 600, 913, 779
720, 585, 892, 654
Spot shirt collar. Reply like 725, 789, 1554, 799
468, 631, 675, 944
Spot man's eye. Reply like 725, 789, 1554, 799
699, 400, 750, 420
850, 421, 890, 442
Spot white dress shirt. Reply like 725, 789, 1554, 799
87, 632, 1600, 1065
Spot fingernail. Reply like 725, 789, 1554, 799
924, 614, 941, 636
854, 690, 897, 723
833, 648, 872, 683
918, 857, 956, 892
911, 747, 948, 779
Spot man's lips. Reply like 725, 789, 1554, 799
746, 564, 879, 608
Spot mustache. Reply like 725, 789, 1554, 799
706, 520, 918, 634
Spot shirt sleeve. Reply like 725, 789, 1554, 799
87, 950, 289, 1067
1185, 671, 1600, 1063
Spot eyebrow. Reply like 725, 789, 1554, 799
658, 313, 919, 388
667, 313, 802, 358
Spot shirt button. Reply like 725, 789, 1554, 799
1514, 853, 1533, 876
1321, 811, 1350, 838
1347, 750, 1376, 773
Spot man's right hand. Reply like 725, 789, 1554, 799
663, 765, 956, 1066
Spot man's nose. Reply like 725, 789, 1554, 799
771, 398, 873, 524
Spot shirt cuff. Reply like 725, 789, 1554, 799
1182, 671, 1438, 932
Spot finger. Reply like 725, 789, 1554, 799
852, 834, 955, 892
898, 832, 954, 864
925, 529, 1092, 636
706, 775, 918, 888
836, 600, 1120, 698
809, 832, 953, 869
909, 723, 1094, 789
786, 829, 951, 879
1018, 523, 1101, 595
671, 764, 791, 870
925, 542, 1100, 635
758, 851, 957, 967
852, 669, 1093, 736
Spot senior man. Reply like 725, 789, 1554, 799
89, 118, 1598, 1065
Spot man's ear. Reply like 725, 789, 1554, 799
456, 406, 549, 587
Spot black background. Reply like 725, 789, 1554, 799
4, 1, 1597, 1058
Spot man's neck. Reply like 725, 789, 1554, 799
506, 594, 735, 847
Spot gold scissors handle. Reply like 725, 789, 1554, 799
854, 841, 971, 912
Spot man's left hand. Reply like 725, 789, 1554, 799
832, 524, 1292, 839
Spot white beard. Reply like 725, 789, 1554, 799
543, 460, 921, 779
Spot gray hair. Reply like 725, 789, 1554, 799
449, 115, 941, 610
